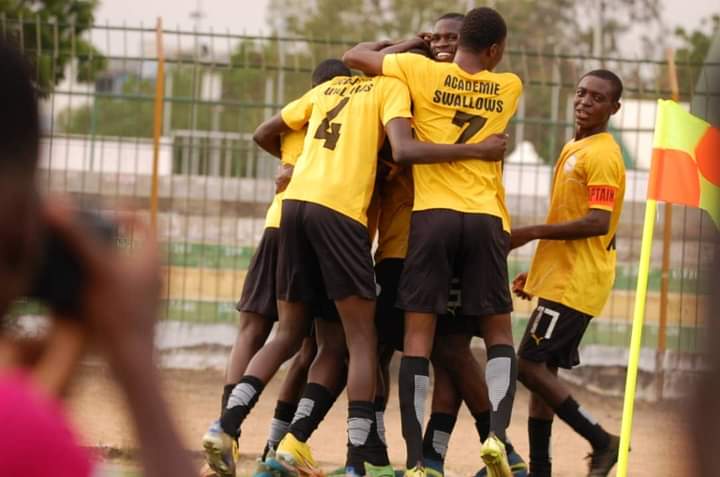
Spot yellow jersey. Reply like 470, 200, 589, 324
281, 76, 412, 226
524, 132, 626, 316
382, 53, 523, 231
264, 128, 306, 229
375, 164, 414, 263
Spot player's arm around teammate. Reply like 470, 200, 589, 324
510, 71, 625, 477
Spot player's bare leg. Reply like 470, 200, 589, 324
273, 320, 346, 476
262, 335, 317, 458
335, 295, 389, 473
520, 359, 619, 476
217, 301, 311, 445
424, 333, 492, 474
223, 312, 274, 408
423, 362, 461, 474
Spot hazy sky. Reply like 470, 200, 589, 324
95, 0, 718, 52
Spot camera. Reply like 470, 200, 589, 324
26, 209, 118, 316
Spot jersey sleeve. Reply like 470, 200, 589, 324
280, 128, 306, 166
378, 77, 412, 126
382, 53, 431, 86
281, 88, 316, 131
586, 152, 623, 211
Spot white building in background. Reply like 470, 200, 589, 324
506, 140, 544, 164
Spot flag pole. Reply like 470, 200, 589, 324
657, 48, 680, 400
617, 198, 657, 477
150, 17, 165, 233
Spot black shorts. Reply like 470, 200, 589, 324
375, 258, 405, 351
277, 200, 376, 303
518, 299, 593, 369
397, 210, 512, 317
236, 227, 279, 320
376, 261, 473, 349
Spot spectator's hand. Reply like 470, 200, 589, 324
275, 163, 294, 193
43, 199, 162, 364
475, 133, 508, 161
512, 272, 533, 300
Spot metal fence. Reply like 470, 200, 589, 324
3, 18, 718, 380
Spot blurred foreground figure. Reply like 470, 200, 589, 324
0, 38, 196, 477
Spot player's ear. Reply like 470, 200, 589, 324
611, 100, 621, 115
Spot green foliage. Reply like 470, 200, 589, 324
0, 0, 106, 95
57, 76, 155, 137
674, 14, 719, 94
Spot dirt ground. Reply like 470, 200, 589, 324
67, 362, 691, 477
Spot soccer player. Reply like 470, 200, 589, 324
343, 7, 523, 476
413, 12, 528, 477
201, 59, 352, 477
510, 70, 625, 477
209, 58, 507, 476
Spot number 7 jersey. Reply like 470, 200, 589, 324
383, 53, 523, 231
280, 75, 412, 226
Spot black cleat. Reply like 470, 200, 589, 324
586, 434, 620, 477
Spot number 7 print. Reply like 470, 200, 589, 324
452, 110, 488, 144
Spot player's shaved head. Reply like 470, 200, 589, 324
312, 59, 351, 86
436, 12, 464, 23
0, 38, 39, 174
458, 7, 507, 53
581, 69, 623, 102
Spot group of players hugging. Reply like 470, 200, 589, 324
201, 6, 626, 477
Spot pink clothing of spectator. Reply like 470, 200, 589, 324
0, 370, 94, 477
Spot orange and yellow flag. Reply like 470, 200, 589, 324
648, 99, 720, 226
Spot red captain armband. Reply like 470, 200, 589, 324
588, 185, 617, 208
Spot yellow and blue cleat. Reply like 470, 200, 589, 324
202, 420, 239, 477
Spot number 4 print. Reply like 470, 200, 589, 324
314, 97, 350, 150
452, 110, 488, 144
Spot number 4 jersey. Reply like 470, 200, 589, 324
383, 53, 523, 231
280, 75, 412, 226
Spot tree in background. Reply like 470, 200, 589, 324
674, 13, 719, 95
0, 0, 106, 95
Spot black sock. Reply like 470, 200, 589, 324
346, 400, 390, 471
485, 345, 517, 443
266, 400, 297, 450
374, 396, 387, 446
422, 412, 457, 464
528, 417, 553, 476
221, 383, 237, 414
554, 396, 610, 450
219, 375, 264, 439
288, 383, 335, 442
399, 356, 430, 469
473, 410, 491, 443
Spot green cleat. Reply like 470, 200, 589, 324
364, 462, 396, 477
